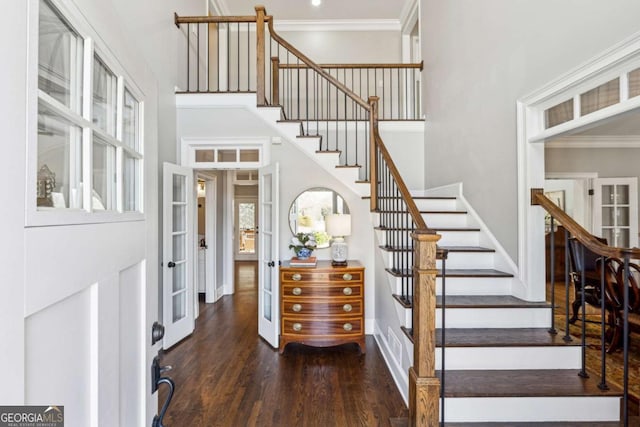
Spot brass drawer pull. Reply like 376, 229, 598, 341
292, 287, 302, 296
343, 323, 353, 332
343, 287, 352, 296
292, 273, 302, 281
292, 323, 302, 332
343, 304, 352, 312
292, 303, 302, 312
342, 273, 353, 281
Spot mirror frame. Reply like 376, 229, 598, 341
288, 187, 349, 248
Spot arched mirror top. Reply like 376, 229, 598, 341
288, 187, 350, 248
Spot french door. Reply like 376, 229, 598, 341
593, 177, 638, 248
162, 162, 195, 348
258, 163, 280, 347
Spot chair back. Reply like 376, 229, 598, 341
567, 236, 607, 276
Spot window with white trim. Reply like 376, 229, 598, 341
36, 0, 143, 214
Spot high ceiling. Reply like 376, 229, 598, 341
212, 0, 411, 21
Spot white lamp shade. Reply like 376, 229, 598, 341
326, 214, 351, 237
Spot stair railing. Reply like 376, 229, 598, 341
532, 188, 640, 426
175, 8, 440, 425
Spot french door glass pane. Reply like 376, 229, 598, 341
602, 207, 614, 227
618, 230, 630, 248
602, 228, 614, 244
173, 205, 186, 232
37, 105, 83, 209
618, 207, 630, 226
173, 234, 186, 261
263, 291, 272, 321
38, 0, 83, 113
92, 138, 116, 210
122, 88, 139, 150
239, 202, 256, 254
172, 262, 186, 293
602, 185, 614, 205
615, 185, 629, 204
173, 174, 186, 202
123, 153, 139, 212
93, 55, 118, 136
172, 291, 186, 322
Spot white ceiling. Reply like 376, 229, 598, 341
211, 0, 411, 21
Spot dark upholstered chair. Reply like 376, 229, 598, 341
566, 236, 607, 324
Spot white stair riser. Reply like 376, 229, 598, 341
442, 396, 620, 423
435, 346, 581, 370
434, 230, 480, 246
276, 122, 302, 139
256, 106, 282, 122
422, 213, 468, 228
436, 307, 551, 329
437, 252, 494, 269
414, 199, 458, 211
435, 277, 512, 296
295, 137, 322, 155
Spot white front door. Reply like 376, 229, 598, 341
593, 177, 638, 248
162, 162, 195, 348
258, 163, 280, 347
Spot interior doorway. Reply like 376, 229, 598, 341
235, 198, 258, 261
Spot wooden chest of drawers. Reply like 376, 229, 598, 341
279, 261, 365, 354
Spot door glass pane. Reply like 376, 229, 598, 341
123, 153, 139, 212
172, 262, 186, 293
172, 291, 186, 322
602, 228, 614, 244
92, 138, 116, 210
239, 149, 259, 162
173, 174, 185, 202
239, 202, 256, 254
580, 78, 620, 116
263, 205, 272, 233
615, 185, 629, 204
38, 0, 83, 113
602, 185, 614, 205
93, 55, 118, 136
219, 149, 236, 162
617, 207, 630, 226
122, 88, 139, 150
263, 234, 272, 262
263, 174, 272, 202
263, 290, 272, 321
37, 105, 83, 209
602, 207, 614, 226
173, 234, 185, 261
173, 205, 186, 232
618, 229, 630, 247
195, 149, 215, 162
544, 98, 573, 129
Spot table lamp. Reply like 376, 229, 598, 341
326, 214, 351, 266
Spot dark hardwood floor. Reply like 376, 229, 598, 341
159, 261, 407, 426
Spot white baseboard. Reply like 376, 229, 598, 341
373, 321, 409, 406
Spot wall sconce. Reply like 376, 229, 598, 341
197, 181, 206, 198
311, 0, 321, 6
326, 214, 351, 266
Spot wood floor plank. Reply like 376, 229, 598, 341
158, 261, 407, 426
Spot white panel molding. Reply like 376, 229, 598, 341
274, 19, 401, 32
546, 135, 640, 148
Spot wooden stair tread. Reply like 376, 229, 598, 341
377, 209, 467, 214
431, 226, 481, 232
435, 328, 578, 347
443, 422, 629, 426
439, 369, 622, 398
363, 195, 457, 200
385, 268, 513, 278
436, 295, 550, 308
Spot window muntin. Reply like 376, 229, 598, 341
35, 0, 143, 217
38, 0, 83, 113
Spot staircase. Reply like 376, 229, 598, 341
173, 7, 625, 424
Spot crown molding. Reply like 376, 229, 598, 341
546, 135, 640, 148
273, 19, 401, 32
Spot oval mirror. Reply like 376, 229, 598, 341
289, 187, 350, 248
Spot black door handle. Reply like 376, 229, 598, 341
152, 356, 175, 427
167, 261, 176, 268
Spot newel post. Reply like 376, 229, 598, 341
271, 57, 280, 106
255, 6, 266, 106
368, 96, 379, 212
409, 229, 441, 426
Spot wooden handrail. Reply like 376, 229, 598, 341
265, 18, 370, 111
376, 133, 431, 233
174, 13, 267, 27
279, 61, 424, 70
531, 188, 640, 258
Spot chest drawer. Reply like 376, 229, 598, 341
281, 270, 363, 284
282, 283, 362, 298
281, 298, 363, 317
282, 318, 363, 337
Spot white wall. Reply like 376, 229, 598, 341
420, 0, 640, 261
